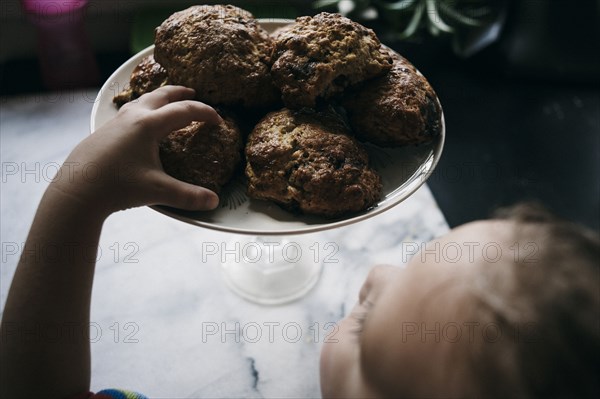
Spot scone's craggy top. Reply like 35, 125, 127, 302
245, 108, 382, 218
112, 55, 168, 107
271, 12, 393, 109
343, 51, 442, 147
154, 4, 279, 108
159, 116, 243, 194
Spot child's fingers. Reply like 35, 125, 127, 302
149, 172, 219, 211
137, 85, 196, 109
147, 101, 222, 137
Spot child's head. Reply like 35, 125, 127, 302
320, 205, 600, 398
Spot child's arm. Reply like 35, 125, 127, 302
0, 86, 221, 399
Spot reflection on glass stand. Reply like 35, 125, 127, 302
220, 236, 324, 305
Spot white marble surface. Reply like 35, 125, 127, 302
0, 91, 449, 398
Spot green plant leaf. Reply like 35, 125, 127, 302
426, 0, 454, 33
374, 0, 418, 12
438, 2, 489, 27
313, 0, 341, 9
397, 1, 425, 39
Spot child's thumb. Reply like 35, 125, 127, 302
152, 173, 219, 211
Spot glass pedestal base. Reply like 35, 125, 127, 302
220, 237, 323, 305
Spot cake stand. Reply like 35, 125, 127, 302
91, 20, 445, 305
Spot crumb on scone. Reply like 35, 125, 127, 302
342, 48, 442, 146
271, 12, 393, 109
160, 115, 243, 194
245, 108, 382, 217
154, 4, 279, 108
113, 55, 168, 107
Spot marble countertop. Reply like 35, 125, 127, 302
0, 91, 449, 398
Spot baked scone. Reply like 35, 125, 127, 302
245, 108, 382, 217
271, 12, 393, 109
154, 4, 279, 108
342, 49, 442, 146
270, 22, 296, 39
159, 115, 243, 194
112, 55, 168, 107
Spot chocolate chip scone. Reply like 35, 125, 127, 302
160, 115, 243, 194
245, 108, 382, 218
271, 12, 393, 109
342, 49, 442, 146
112, 55, 168, 107
154, 4, 279, 108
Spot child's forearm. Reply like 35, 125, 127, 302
0, 86, 221, 399
0, 183, 107, 399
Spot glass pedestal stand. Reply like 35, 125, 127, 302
220, 236, 323, 305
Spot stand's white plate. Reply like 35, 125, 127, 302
91, 19, 445, 235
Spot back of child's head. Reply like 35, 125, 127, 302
360, 204, 599, 398
464, 204, 599, 398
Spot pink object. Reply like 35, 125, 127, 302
21, 0, 99, 89
21, 0, 88, 15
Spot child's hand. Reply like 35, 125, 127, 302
1, 86, 222, 398
50, 85, 222, 216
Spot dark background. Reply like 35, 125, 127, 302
1, 0, 598, 231
394, 0, 600, 231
